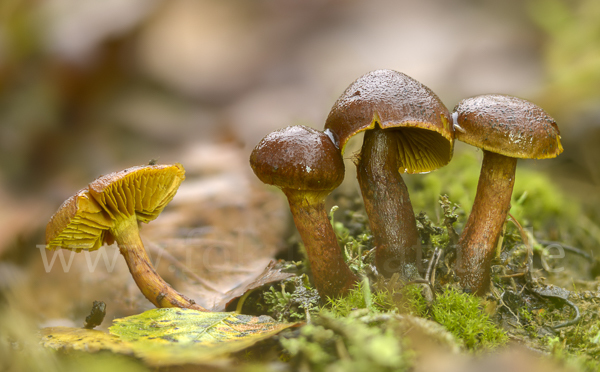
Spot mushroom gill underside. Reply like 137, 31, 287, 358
392, 127, 451, 174
47, 167, 184, 251
89, 172, 182, 223
45, 193, 113, 251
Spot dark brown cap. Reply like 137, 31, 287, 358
324, 69, 453, 174
453, 94, 563, 159
46, 163, 185, 251
250, 125, 344, 192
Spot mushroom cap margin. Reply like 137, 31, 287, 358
324, 69, 454, 174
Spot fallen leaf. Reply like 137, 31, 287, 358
40, 327, 130, 353
41, 308, 298, 366
221, 260, 295, 311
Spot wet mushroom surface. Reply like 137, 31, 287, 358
324, 69, 454, 278
250, 125, 358, 299
452, 94, 563, 295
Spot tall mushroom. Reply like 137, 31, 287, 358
250, 125, 358, 299
46, 163, 208, 311
324, 69, 454, 278
452, 94, 563, 295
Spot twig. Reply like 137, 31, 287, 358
552, 299, 581, 329
536, 240, 593, 260
508, 213, 533, 284
498, 272, 527, 279
430, 248, 442, 288
425, 247, 438, 281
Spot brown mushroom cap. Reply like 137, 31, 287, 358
250, 125, 344, 192
453, 94, 563, 159
324, 69, 453, 174
46, 163, 185, 251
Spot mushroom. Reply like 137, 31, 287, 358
324, 69, 454, 278
452, 94, 563, 295
46, 163, 208, 311
250, 125, 358, 298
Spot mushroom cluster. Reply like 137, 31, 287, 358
250, 70, 563, 299
45, 71, 564, 309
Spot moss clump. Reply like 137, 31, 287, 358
431, 286, 508, 350
280, 311, 413, 372
324, 282, 507, 352
330, 206, 373, 273
261, 275, 320, 322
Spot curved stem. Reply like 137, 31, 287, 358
112, 216, 208, 311
455, 150, 517, 295
284, 190, 358, 299
357, 129, 420, 278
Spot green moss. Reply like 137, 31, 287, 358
280, 312, 413, 372
406, 151, 580, 234
261, 275, 320, 322
323, 281, 372, 318
330, 206, 373, 273
431, 287, 508, 350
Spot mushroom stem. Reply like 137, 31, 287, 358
112, 216, 208, 311
455, 150, 517, 295
283, 190, 358, 299
357, 129, 420, 278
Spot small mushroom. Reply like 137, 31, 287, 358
250, 125, 358, 298
452, 94, 563, 295
46, 163, 208, 311
324, 70, 454, 278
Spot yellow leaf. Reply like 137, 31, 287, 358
40, 309, 297, 366
39, 327, 131, 354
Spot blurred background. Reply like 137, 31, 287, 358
1, 0, 600, 366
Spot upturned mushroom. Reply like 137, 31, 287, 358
250, 125, 358, 299
452, 94, 563, 295
324, 69, 454, 278
46, 163, 208, 311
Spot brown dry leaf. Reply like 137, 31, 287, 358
221, 260, 295, 311
0, 184, 53, 257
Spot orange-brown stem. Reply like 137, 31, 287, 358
455, 150, 517, 295
358, 129, 420, 278
112, 217, 208, 311
284, 190, 358, 299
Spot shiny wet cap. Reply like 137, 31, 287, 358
250, 125, 344, 192
453, 94, 563, 159
324, 69, 453, 174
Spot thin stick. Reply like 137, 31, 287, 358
430, 248, 442, 288
536, 240, 592, 260
425, 247, 438, 281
